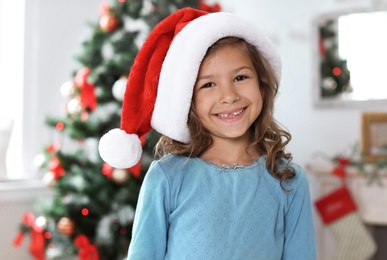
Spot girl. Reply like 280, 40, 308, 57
99, 8, 316, 260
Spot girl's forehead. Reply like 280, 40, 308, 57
204, 43, 250, 61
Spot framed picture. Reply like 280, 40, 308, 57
361, 112, 387, 162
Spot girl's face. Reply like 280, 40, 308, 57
193, 44, 263, 143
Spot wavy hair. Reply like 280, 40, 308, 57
155, 37, 295, 183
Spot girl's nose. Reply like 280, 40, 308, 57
219, 83, 240, 104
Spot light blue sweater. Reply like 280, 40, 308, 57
127, 155, 316, 260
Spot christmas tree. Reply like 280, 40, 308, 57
13, 1, 221, 259
319, 19, 351, 98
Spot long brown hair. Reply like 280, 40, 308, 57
155, 37, 295, 182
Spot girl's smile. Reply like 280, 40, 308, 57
193, 44, 263, 142
215, 107, 245, 119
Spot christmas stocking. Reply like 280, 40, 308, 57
315, 186, 377, 260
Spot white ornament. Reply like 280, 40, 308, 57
69, 175, 85, 191
60, 81, 76, 98
112, 168, 130, 184
46, 247, 62, 259
102, 42, 114, 59
123, 16, 149, 48
117, 206, 135, 225
33, 154, 46, 169
112, 77, 127, 101
96, 216, 114, 241
35, 216, 47, 228
43, 171, 56, 187
67, 98, 82, 114
140, 1, 153, 16
322, 77, 337, 90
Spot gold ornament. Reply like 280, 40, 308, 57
100, 14, 118, 32
57, 217, 75, 237
112, 169, 130, 184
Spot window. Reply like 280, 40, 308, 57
338, 11, 387, 101
0, 1, 103, 180
0, 0, 24, 179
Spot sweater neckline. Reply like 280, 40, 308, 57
195, 155, 265, 171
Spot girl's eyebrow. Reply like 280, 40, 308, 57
196, 66, 253, 82
233, 65, 254, 72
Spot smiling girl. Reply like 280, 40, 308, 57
99, 8, 316, 260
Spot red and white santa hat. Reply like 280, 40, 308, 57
98, 8, 281, 169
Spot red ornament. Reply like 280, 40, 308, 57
13, 212, 45, 260
74, 234, 100, 260
99, 1, 110, 16
74, 68, 97, 111
44, 232, 52, 239
332, 167, 346, 180
102, 162, 113, 179
332, 157, 350, 180
49, 157, 65, 179
100, 14, 119, 32
337, 157, 350, 166
46, 143, 61, 153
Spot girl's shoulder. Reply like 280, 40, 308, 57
147, 154, 195, 178
151, 154, 192, 170
262, 158, 310, 196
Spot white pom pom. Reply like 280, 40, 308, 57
98, 128, 142, 169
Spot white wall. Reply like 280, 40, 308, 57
24, 0, 387, 176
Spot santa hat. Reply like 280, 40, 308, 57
98, 7, 281, 169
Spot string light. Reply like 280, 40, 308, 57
333, 67, 342, 76
81, 208, 89, 216
56, 122, 64, 131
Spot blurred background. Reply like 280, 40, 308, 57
1, 0, 387, 259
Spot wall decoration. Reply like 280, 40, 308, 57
362, 112, 387, 162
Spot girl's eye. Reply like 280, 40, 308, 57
201, 82, 215, 89
235, 75, 248, 81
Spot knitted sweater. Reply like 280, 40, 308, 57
127, 154, 316, 260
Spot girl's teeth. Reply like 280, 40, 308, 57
218, 109, 243, 118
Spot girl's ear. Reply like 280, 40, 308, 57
260, 86, 266, 100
